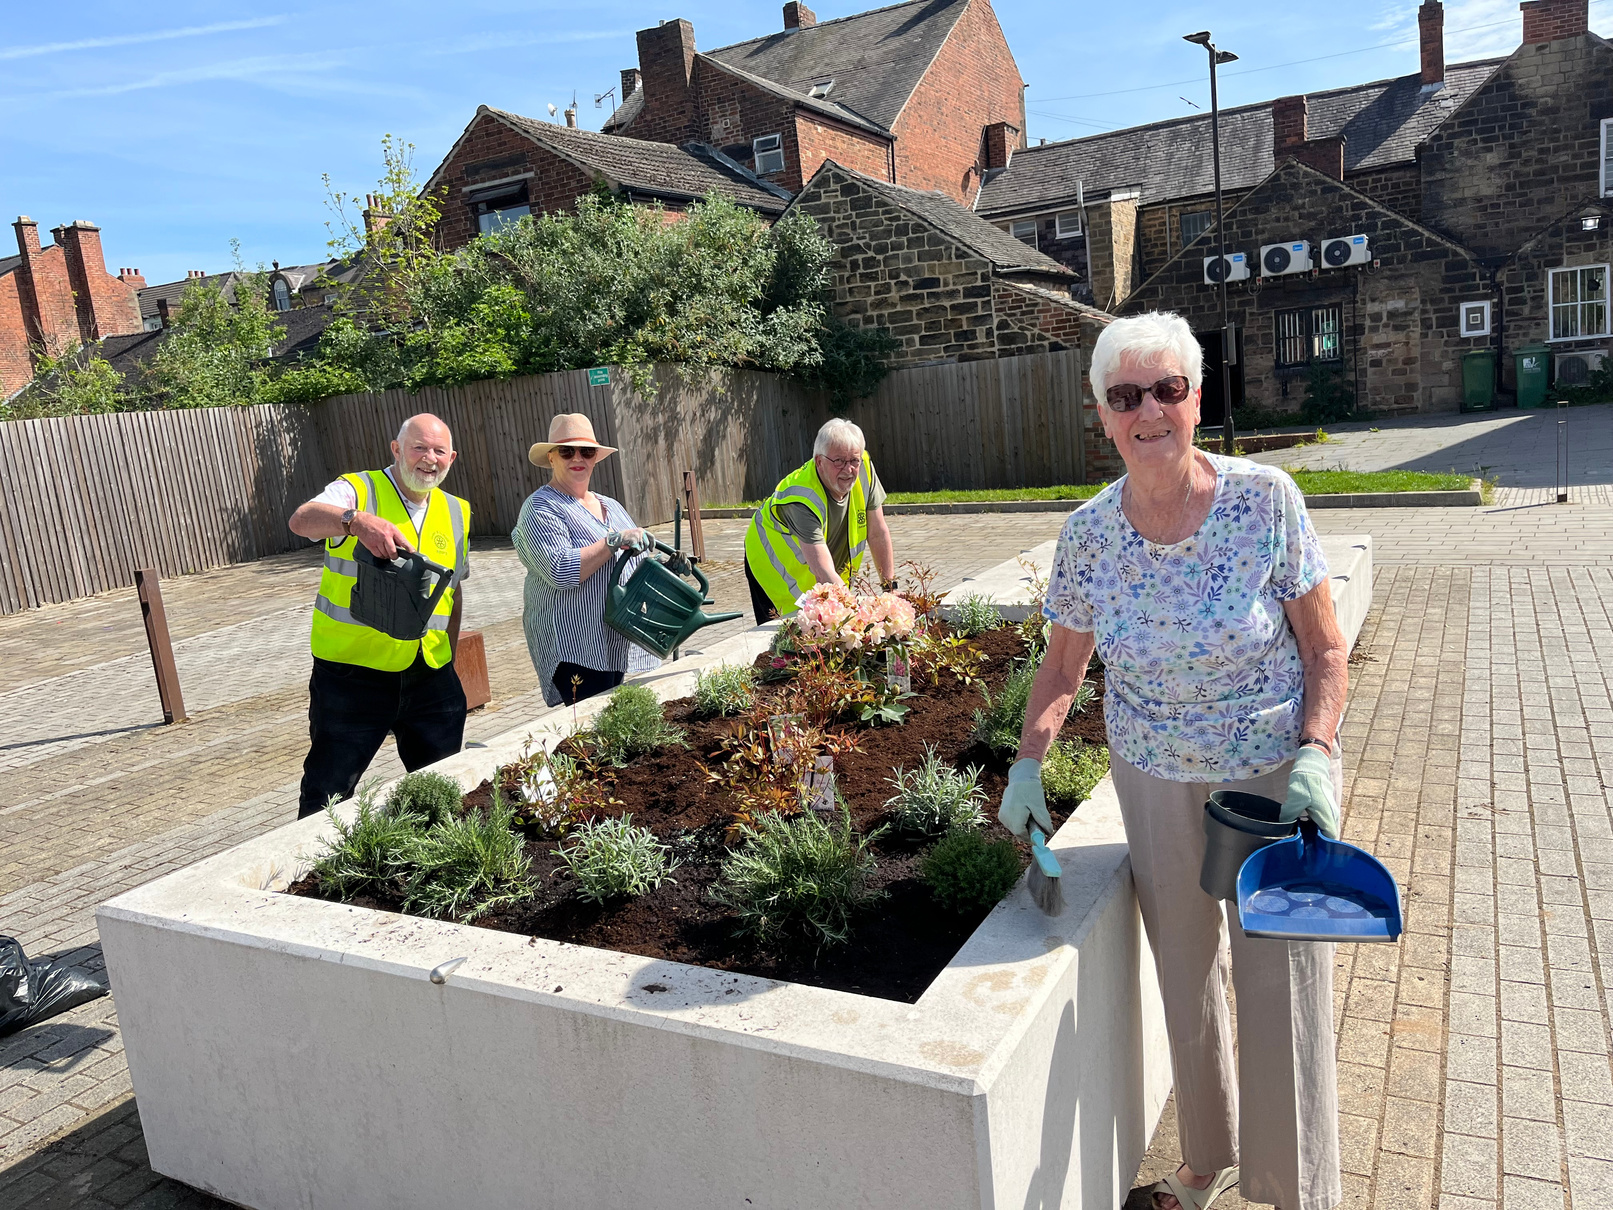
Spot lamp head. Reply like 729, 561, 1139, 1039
1183, 30, 1212, 45
1215, 49, 1239, 64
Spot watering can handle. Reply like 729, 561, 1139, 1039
607, 538, 716, 603
412, 553, 456, 615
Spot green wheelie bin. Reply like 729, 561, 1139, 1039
1514, 344, 1551, 409
1461, 349, 1495, 412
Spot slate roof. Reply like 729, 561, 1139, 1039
696, 55, 888, 136
976, 57, 1505, 217
0, 253, 21, 278
137, 272, 241, 321
808, 162, 1073, 277
97, 306, 335, 379
602, 87, 645, 134
996, 279, 1113, 322
480, 108, 789, 212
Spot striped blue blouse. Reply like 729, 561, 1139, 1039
511, 484, 660, 706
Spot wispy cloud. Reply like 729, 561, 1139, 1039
45, 52, 346, 100
0, 17, 288, 62
425, 28, 626, 56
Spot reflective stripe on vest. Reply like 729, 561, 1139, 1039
309, 470, 470, 671
743, 453, 870, 616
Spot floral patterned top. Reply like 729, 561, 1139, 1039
1044, 455, 1329, 782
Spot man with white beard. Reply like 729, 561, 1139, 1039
288, 413, 472, 817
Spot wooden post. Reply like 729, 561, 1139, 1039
682, 470, 706, 562
455, 629, 492, 710
135, 568, 186, 724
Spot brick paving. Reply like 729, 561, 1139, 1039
4, 483, 1613, 1207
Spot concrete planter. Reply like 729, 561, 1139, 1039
99, 537, 1371, 1210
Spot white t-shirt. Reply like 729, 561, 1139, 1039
311, 468, 469, 580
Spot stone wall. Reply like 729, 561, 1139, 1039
1499, 201, 1613, 388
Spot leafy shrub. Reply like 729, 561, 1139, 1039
558, 815, 678, 903
796, 320, 901, 410
885, 745, 986, 837
401, 791, 535, 921
950, 592, 1002, 637
921, 829, 1022, 914
1301, 364, 1368, 425
505, 747, 613, 838
781, 655, 868, 725
694, 663, 757, 717
591, 684, 685, 764
712, 807, 885, 950
1042, 740, 1109, 810
384, 772, 462, 827
309, 783, 423, 901
974, 659, 1042, 756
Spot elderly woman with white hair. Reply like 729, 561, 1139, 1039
743, 417, 898, 621
999, 312, 1348, 1210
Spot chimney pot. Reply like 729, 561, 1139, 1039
564, 106, 577, 127
783, 2, 817, 29
1520, 0, 1588, 44
1419, 1, 1444, 86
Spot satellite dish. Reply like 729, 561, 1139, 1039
547, 103, 558, 118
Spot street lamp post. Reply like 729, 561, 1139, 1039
1184, 31, 1239, 455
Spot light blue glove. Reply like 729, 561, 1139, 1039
1281, 746, 1339, 839
999, 758, 1053, 838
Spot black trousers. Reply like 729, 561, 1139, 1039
744, 561, 780, 625
552, 661, 623, 706
299, 653, 467, 818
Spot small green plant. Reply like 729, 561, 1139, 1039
974, 659, 1042, 755
921, 829, 1022, 914
884, 745, 986, 837
950, 592, 1002, 637
309, 783, 420, 901
401, 789, 535, 922
712, 806, 885, 950
558, 815, 678, 903
694, 663, 758, 717
1071, 677, 1097, 714
591, 683, 685, 764
384, 771, 463, 827
1042, 740, 1109, 810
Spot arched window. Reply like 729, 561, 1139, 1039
272, 278, 291, 311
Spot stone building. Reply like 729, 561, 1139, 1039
604, 0, 1027, 204
0, 217, 143, 398
974, 0, 1613, 416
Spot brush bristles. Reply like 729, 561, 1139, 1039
1027, 863, 1064, 915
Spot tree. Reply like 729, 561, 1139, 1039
136, 246, 278, 410
0, 345, 121, 421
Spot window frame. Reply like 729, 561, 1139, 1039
1010, 218, 1039, 249
1548, 263, 1611, 342
752, 133, 786, 176
1179, 210, 1213, 248
1602, 118, 1613, 197
1055, 210, 1082, 239
1274, 303, 1345, 370
271, 278, 292, 312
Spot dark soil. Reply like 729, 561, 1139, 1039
288, 627, 1108, 1003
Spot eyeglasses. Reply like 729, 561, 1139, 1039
555, 445, 599, 460
1105, 375, 1193, 412
820, 454, 861, 471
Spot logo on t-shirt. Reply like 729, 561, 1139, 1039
433, 531, 451, 557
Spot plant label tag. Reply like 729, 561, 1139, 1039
768, 713, 806, 766
519, 764, 558, 804
804, 755, 836, 813
885, 648, 911, 695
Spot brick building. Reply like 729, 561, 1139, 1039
603, 0, 1026, 204
424, 105, 788, 251
1, 217, 142, 398
975, 0, 1613, 416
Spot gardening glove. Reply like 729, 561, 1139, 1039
605, 528, 652, 553
1280, 745, 1340, 839
999, 758, 1053, 839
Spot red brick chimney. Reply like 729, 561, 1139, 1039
1520, 0, 1588, 43
621, 68, 641, 99
362, 194, 393, 240
118, 268, 147, 289
1271, 95, 1345, 179
635, 19, 698, 143
784, 2, 817, 29
983, 121, 1020, 171
52, 220, 140, 343
1419, 1, 1444, 86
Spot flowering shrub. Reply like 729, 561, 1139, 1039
790, 583, 916, 654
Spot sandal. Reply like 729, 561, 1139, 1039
1152, 1164, 1239, 1210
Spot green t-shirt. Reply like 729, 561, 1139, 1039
776, 461, 886, 573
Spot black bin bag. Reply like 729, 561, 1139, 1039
0, 936, 107, 1038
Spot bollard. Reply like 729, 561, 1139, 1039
682, 470, 706, 562
135, 568, 186, 724
1557, 401, 1569, 504
454, 629, 491, 710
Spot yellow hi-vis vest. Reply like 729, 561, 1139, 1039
310, 470, 469, 671
744, 453, 871, 616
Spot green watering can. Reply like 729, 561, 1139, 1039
604, 536, 741, 659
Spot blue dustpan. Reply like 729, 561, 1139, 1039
1235, 819, 1402, 943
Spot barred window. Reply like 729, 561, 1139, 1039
1549, 264, 1609, 340
1180, 210, 1213, 247
1274, 305, 1343, 369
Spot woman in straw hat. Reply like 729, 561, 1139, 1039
512, 413, 660, 706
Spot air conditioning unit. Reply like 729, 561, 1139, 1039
1260, 241, 1314, 276
1203, 252, 1250, 284
1554, 350, 1607, 385
1321, 234, 1371, 268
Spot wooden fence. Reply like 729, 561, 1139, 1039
0, 348, 1093, 614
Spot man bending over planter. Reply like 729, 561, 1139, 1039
744, 417, 898, 622
288, 413, 472, 818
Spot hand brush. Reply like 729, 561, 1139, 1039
1027, 826, 1064, 915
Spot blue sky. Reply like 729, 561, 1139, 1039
3, 0, 1609, 285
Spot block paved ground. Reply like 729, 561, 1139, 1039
4, 461, 1612, 1206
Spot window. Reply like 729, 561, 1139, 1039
808, 78, 834, 99
1180, 210, 1213, 247
1055, 211, 1082, 238
1549, 264, 1610, 340
1274, 304, 1344, 369
323, 293, 338, 307
753, 134, 786, 175
469, 180, 532, 237
272, 278, 291, 312
1602, 118, 1613, 196
1459, 300, 1491, 338
1011, 219, 1039, 248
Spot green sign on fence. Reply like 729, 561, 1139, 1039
587, 367, 610, 387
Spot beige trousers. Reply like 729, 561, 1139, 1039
1111, 756, 1342, 1210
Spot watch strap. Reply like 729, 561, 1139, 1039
1299, 735, 1333, 752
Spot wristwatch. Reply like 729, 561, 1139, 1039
340, 508, 357, 537
881, 579, 899, 593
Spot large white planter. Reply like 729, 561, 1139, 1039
99, 536, 1371, 1210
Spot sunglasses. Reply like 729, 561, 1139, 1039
555, 445, 599, 460
1105, 375, 1193, 412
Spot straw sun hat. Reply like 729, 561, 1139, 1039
527, 413, 619, 467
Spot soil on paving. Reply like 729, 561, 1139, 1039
288, 627, 1108, 1003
